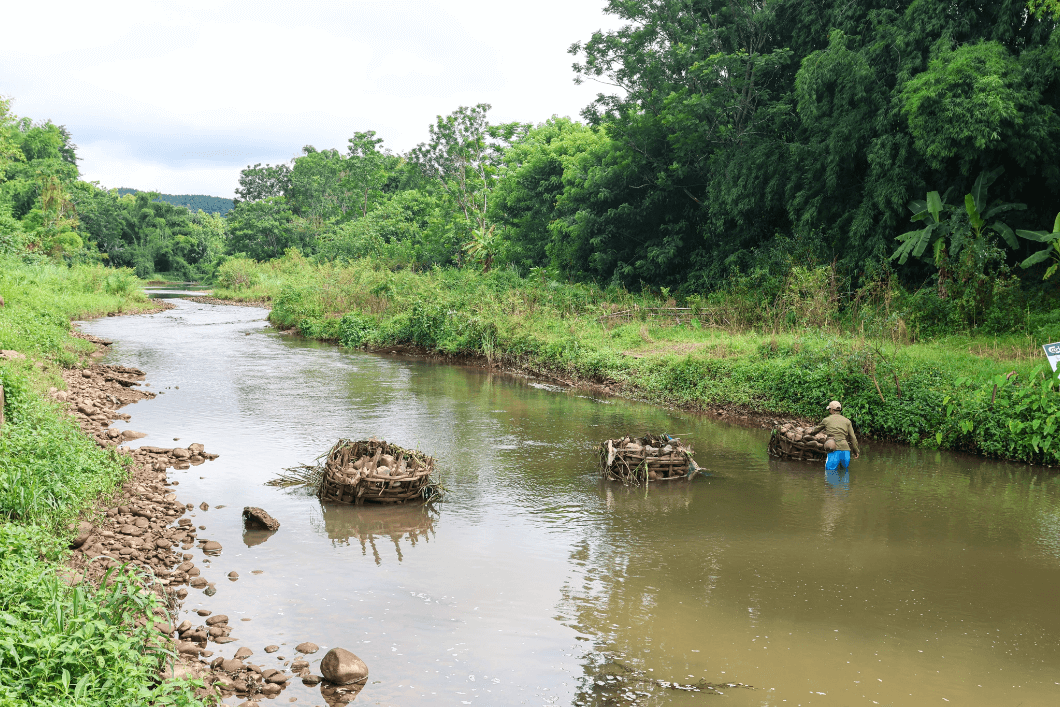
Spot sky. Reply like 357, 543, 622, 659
0, 0, 621, 198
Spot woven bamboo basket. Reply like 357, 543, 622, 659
318, 439, 436, 505
600, 433, 701, 487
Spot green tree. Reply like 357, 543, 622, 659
344, 131, 389, 218
226, 196, 298, 261
234, 162, 291, 204
410, 105, 528, 252
490, 117, 610, 274
1018, 212, 1060, 279
900, 41, 1059, 172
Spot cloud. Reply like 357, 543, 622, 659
1, 0, 621, 197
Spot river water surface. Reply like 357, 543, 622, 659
80, 295, 1060, 707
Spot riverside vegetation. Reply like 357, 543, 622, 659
213, 252, 1060, 466
0, 257, 207, 706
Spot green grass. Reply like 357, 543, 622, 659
0, 257, 206, 706
210, 252, 1060, 466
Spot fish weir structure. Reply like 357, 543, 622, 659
600, 433, 701, 487
319, 439, 437, 504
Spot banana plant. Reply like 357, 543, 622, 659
891, 188, 954, 265
1018, 212, 1060, 279
463, 223, 499, 272
891, 168, 1025, 266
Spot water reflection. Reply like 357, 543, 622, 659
313, 502, 437, 564
824, 468, 850, 491
242, 528, 278, 547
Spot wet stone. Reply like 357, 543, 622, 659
264, 645, 280, 653
295, 642, 319, 655
320, 647, 368, 685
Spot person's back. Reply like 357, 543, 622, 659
812, 401, 859, 470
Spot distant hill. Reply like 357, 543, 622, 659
115, 188, 234, 216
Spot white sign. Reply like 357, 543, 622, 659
1044, 342, 1060, 372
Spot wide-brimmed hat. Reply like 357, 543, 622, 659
827, 400, 842, 411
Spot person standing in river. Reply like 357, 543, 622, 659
811, 400, 860, 470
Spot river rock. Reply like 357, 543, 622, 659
206, 614, 228, 626
221, 658, 244, 672
189, 576, 208, 588
242, 507, 280, 531
172, 448, 191, 459
69, 520, 93, 548
261, 683, 281, 696
296, 642, 319, 654
264, 645, 279, 653
203, 540, 222, 553
177, 641, 202, 656
122, 430, 148, 441
199, 502, 209, 511
235, 647, 253, 659
189, 442, 204, 454
320, 647, 368, 685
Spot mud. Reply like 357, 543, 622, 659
55, 331, 344, 704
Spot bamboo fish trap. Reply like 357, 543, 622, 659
767, 423, 835, 461
318, 439, 437, 505
599, 433, 701, 487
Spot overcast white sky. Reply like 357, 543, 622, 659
0, 0, 620, 198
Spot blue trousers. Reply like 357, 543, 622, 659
825, 450, 851, 470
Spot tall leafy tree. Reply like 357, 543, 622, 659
234, 162, 292, 205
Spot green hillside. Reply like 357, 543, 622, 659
115, 188, 233, 215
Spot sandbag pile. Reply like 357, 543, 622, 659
600, 433, 701, 487
768, 423, 836, 461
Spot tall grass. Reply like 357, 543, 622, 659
0, 257, 206, 706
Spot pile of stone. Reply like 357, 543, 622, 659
201, 643, 368, 705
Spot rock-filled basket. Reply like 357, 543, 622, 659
319, 439, 437, 505
599, 433, 701, 487
767, 423, 837, 461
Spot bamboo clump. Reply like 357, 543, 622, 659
767, 423, 837, 461
599, 433, 701, 487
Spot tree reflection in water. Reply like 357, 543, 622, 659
312, 502, 437, 564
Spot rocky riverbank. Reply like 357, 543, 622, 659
57, 330, 365, 706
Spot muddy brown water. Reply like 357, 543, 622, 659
79, 294, 1060, 707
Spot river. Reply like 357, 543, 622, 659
79, 294, 1060, 706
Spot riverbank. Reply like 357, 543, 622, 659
207, 253, 1060, 466
0, 259, 212, 705
0, 259, 330, 705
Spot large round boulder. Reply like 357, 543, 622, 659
320, 647, 368, 685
